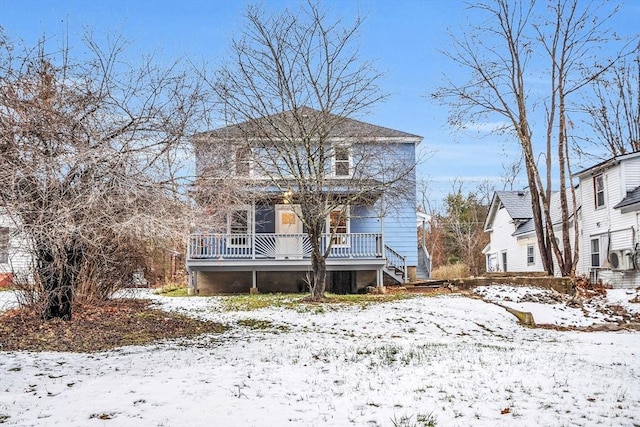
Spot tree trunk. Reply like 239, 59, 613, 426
38, 241, 79, 321
310, 248, 327, 301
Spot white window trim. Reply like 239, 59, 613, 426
0, 227, 9, 264
227, 205, 252, 248
594, 174, 605, 209
332, 144, 352, 177
526, 244, 535, 266
326, 205, 350, 247
500, 250, 508, 272
234, 146, 253, 177
590, 237, 601, 268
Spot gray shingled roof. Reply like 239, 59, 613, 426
614, 186, 640, 210
489, 190, 578, 237
512, 190, 578, 236
495, 191, 532, 220
193, 106, 423, 142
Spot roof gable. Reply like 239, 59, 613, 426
484, 191, 531, 231
573, 151, 640, 178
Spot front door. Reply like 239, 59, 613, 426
275, 204, 303, 259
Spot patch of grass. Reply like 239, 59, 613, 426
0, 299, 227, 352
219, 292, 417, 312
220, 293, 300, 311
391, 412, 438, 427
431, 263, 469, 280
236, 318, 290, 333
154, 283, 189, 297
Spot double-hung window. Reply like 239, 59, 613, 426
590, 238, 600, 267
594, 174, 605, 208
333, 145, 351, 177
526, 244, 535, 265
235, 146, 252, 177
0, 228, 8, 264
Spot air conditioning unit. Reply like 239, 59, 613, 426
609, 249, 634, 270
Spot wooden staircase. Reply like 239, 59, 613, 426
384, 245, 407, 283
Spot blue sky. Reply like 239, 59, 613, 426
1, 0, 639, 210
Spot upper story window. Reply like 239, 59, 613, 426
526, 244, 535, 265
235, 146, 252, 177
333, 145, 351, 177
594, 174, 605, 208
0, 227, 8, 264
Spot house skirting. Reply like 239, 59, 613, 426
193, 270, 378, 295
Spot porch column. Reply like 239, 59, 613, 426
188, 270, 197, 296
250, 270, 259, 294
251, 200, 256, 260
376, 267, 383, 287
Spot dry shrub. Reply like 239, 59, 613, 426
431, 263, 470, 280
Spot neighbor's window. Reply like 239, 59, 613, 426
333, 145, 351, 177
235, 146, 252, 177
328, 207, 349, 246
594, 174, 605, 208
227, 208, 250, 247
501, 251, 508, 272
0, 227, 8, 264
590, 238, 600, 267
527, 244, 535, 265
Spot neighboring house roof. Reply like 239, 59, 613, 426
484, 189, 579, 237
513, 190, 579, 237
614, 185, 640, 213
573, 151, 640, 178
193, 106, 423, 143
484, 191, 531, 232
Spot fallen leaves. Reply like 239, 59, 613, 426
0, 299, 227, 353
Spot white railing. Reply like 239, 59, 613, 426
188, 233, 383, 260
385, 245, 408, 283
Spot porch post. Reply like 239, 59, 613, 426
251, 200, 256, 260
188, 270, 197, 296
250, 270, 259, 294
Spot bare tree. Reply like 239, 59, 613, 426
433, 0, 632, 277
204, 2, 417, 300
441, 182, 490, 276
0, 29, 206, 319
580, 52, 640, 158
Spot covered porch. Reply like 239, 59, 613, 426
186, 232, 407, 293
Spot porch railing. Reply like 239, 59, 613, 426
385, 245, 408, 283
188, 233, 383, 260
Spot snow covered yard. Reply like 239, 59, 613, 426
0, 287, 638, 427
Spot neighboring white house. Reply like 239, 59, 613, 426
0, 210, 31, 286
483, 151, 640, 287
482, 190, 577, 276
574, 152, 640, 287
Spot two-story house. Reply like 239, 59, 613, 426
574, 151, 640, 286
482, 190, 578, 276
186, 108, 423, 294
484, 151, 640, 287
